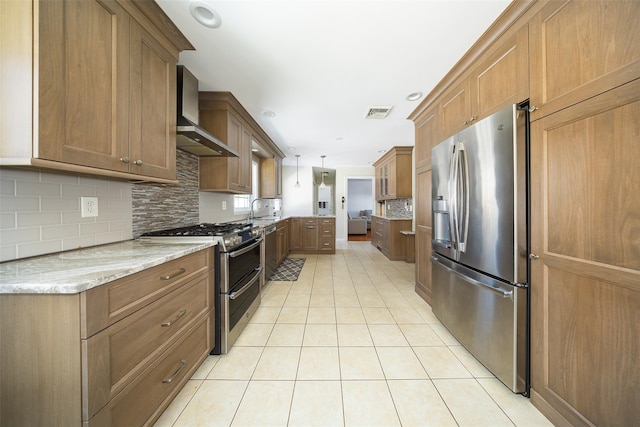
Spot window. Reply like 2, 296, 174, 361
233, 160, 260, 214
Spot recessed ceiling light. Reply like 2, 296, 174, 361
189, 1, 221, 28
336, 137, 343, 141
406, 91, 423, 101
287, 146, 296, 151
261, 110, 276, 118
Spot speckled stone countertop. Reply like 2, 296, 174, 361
0, 240, 215, 295
371, 214, 413, 220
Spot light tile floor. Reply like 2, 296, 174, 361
154, 241, 552, 427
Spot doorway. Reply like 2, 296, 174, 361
346, 177, 374, 241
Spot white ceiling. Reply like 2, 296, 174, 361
157, 0, 511, 168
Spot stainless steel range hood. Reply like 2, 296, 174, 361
176, 66, 239, 157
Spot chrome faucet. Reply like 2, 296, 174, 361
249, 198, 269, 220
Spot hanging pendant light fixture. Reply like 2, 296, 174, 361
294, 155, 301, 188
319, 155, 327, 188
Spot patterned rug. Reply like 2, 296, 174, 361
270, 257, 305, 281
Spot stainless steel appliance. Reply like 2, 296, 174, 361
431, 104, 529, 393
264, 224, 277, 284
140, 222, 262, 354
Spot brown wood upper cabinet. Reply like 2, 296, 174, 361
529, 0, 640, 121
260, 155, 283, 198
373, 146, 413, 201
440, 25, 529, 138
1, 0, 192, 183
199, 94, 253, 193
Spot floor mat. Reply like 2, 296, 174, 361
269, 257, 305, 281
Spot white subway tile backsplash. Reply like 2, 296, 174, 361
16, 180, 61, 197
0, 167, 133, 262
17, 212, 62, 227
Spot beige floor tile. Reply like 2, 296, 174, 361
449, 345, 494, 378
388, 380, 457, 427
265, 281, 292, 295
284, 293, 311, 307
414, 347, 473, 379
381, 293, 412, 308
153, 379, 202, 427
173, 380, 247, 427
303, 323, 338, 346
368, 324, 410, 347
249, 306, 281, 324
276, 306, 308, 323
376, 347, 428, 379
433, 378, 514, 426
357, 292, 386, 307
297, 346, 341, 380
337, 324, 374, 346
289, 381, 344, 427
335, 307, 366, 324
310, 293, 335, 307
260, 292, 287, 307
307, 307, 336, 324
334, 293, 360, 307
362, 307, 396, 324
429, 323, 461, 345
399, 324, 445, 347
413, 305, 441, 323
389, 306, 426, 324
208, 346, 263, 380
232, 323, 273, 347
477, 378, 554, 427
266, 323, 305, 346
288, 283, 312, 295
230, 380, 295, 427
251, 346, 301, 380
190, 355, 220, 379
339, 347, 384, 379
342, 380, 400, 426
334, 282, 357, 295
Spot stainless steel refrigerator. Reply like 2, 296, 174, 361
431, 104, 529, 394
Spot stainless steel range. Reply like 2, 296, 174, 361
140, 222, 263, 354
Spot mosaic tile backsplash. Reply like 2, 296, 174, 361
385, 198, 413, 218
132, 150, 199, 237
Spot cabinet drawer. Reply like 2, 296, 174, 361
82, 248, 213, 337
319, 224, 335, 238
87, 315, 211, 427
83, 272, 213, 419
319, 238, 335, 251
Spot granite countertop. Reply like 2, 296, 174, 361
0, 240, 215, 295
372, 214, 413, 221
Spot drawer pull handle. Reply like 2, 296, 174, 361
160, 268, 186, 280
162, 359, 187, 383
161, 309, 187, 327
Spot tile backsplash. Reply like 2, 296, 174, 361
384, 198, 413, 218
0, 168, 132, 262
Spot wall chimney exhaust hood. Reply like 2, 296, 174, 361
176, 65, 239, 157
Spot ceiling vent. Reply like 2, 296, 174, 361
365, 106, 393, 119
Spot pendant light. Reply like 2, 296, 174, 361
294, 155, 301, 188
319, 155, 327, 188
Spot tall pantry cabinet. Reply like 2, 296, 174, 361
409, 1, 640, 426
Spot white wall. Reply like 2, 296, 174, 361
282, 165, 314, 216
0, 168, 132, 262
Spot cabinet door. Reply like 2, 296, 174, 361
470, 25, 529, 120
529, 0, 640, 121
226, 113, 243, 190
414, 105, 440, 170
238, 127, 252, 192
440, 79, 472, 139
289, 219, 302, 251
415, 168, 432, 303
530, 81, 640, 427
301, 220, 318, 251
375, 165, 383, 200
128, 20, 176, 180
386, 158, 396, 199
38, 0, 130, 172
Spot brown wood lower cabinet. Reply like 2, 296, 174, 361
289, 217, 335, 254
276, 218, 290, 264
0, 248, 215, 426
371, 216, 412, 261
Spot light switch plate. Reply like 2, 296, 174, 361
81, 197, 99, 217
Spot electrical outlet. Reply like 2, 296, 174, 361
222, 201, 227, 210
81, 197, 98, 217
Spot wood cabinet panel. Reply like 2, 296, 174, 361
529, 0, 640, 120
414, 168, 432, 303
414, 105, 439, 170
289, 217, 335, 254
530, 81, 640, 426
260, 156, 283, 198
440, 80, 472, 138
373, 146, 413, 201
371, 217, 412, 261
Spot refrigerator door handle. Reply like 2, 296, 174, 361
448, 145, 460, 256
431, 255, 514, 299
457, 142, 470, 253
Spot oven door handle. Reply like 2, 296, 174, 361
229, 266, 263, 300
229, 238, 263, 258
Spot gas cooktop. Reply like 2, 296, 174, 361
139, 222, 260, 251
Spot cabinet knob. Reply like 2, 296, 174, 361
529, 253, 539, 260
120, 157, 130, 164
469, 116, 476, 122
134, 160, 143, 166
